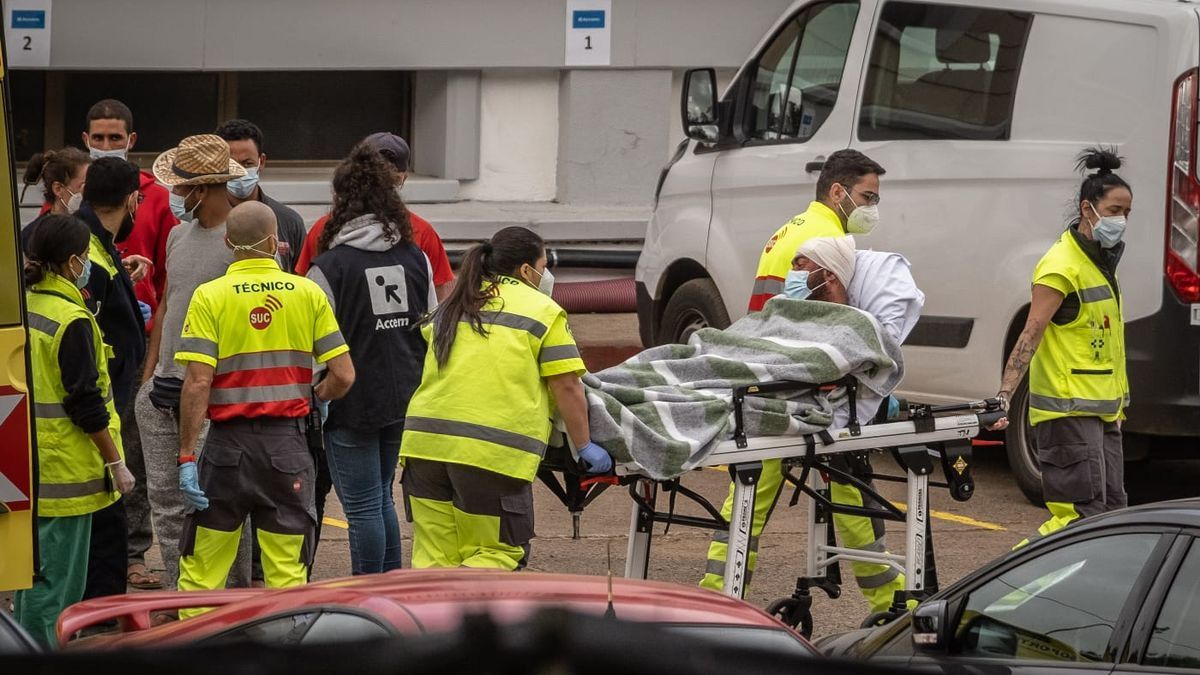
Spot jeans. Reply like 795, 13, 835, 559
325, 422, 404, 575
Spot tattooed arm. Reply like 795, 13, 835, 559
990, 284, 1065, 430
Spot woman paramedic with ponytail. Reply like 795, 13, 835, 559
993, 147, 1133, 545
400, 226, 610, 570
15, 215, 134, 647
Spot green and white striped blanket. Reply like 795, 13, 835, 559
583, 297, 903, 480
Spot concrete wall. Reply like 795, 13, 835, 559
35, 0, 793, 70
557, 69, 672, 206
458, 71, 560, 202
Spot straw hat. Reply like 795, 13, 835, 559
153, 134, 246, 186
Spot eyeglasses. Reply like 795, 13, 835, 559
840, 184, 881, 206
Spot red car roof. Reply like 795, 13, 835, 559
63, 570, 811, 651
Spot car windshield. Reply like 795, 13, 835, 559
660, 624, 814, 657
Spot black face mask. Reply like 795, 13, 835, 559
115, 211, 135, 244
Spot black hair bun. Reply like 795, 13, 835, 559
1076, 146, 1123, 176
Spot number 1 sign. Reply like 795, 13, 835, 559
565, 0, 611, 66
4, 0, 51, 68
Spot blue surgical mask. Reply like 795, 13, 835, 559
88, 143, 128, 161
783, 269, 828, 300
170, 189, 198, 221
1089, 203, 1126, 249
71, 255, 92, 289
227, 166, 260, 199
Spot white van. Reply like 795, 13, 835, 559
635, 0, 1200, 502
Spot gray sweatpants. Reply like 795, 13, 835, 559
136, 379, 252, 590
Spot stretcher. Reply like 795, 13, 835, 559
539, 378, 1006, 637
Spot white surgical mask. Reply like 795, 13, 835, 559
227, 166, 260, 200
530, 266, 555, 297
231, 234, 278, 259
1089, 202, 1127, 249
836, 184, 881, 235
62, 188, 82, 214
88, 142, 129, 161
170, 189, 198, 222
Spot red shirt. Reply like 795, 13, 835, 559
119, 172, 178, 311
294, 211, 454, 287
38, 170, 177, 325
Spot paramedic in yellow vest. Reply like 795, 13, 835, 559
401, 226, 606, 570
174, 202, 354, 611
14, 215, 135, 648
704, 149, 909, 614
993, 147, 1131, 545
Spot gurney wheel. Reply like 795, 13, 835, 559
766, 596, 813, 638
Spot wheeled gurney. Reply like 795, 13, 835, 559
539, 378, 1006, 636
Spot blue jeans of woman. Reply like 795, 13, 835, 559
324, 422, 404, 575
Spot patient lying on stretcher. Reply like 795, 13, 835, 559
577, 236, 925, 480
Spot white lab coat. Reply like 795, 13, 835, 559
833, 250, 925, 429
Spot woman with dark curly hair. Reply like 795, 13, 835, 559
306, 140, 435, 574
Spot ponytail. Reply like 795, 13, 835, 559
24, 214, 90, 286
429, 226, 544, 368
22, 147, 90, 204
1073, 146, 1131, 225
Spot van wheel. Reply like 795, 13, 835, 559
658, 279, 731, 345
1004, 378, 1044, 505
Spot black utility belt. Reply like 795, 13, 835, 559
212, 417, 307, 433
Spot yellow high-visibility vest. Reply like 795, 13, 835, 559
26, 273, 122, 517
1029, 230, 1128, 425
176, 258, 348, 421
748, 201, 845, 311
401, 276, 587, 482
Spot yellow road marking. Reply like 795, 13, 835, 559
891, 501, 1006, 531
322, 516, 349, 529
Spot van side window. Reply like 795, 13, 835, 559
747, 1, 859, 143
858, 3, 1032, 141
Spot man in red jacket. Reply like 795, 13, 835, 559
82, 99, 176, 592
293, 132, 455, 300
82, 99, 178, 320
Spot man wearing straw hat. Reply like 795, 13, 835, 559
135, 134, 250, 594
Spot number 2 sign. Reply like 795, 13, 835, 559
4, 1, 52, 68
565, 0, 611, 66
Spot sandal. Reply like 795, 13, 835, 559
127, 563, 163, 590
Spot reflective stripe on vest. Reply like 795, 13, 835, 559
1028, 230, 1127, 426
26, 275, 122, 517
180, 259, 348, 421
402, 277, 575, 482
748, 201, 844, 311
406, 416, 547, 457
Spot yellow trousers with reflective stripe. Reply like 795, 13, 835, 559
178, 525, 307, 618
402, 458, 533, 571
700, 458, 906, 613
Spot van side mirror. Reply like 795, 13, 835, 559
682, 68, 719, 143
911, 600, 951, 653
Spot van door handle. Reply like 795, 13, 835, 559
805, 161, 825, 173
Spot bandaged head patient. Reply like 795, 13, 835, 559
785, 236, 856, 304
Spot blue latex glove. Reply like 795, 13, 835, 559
578, 441, 613, 475
179, 461, 209, 511
315, 397, 329, 425
138, 301, 152, 325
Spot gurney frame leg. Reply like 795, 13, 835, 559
625, 479, 656, 580
722, 462, 762, 598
